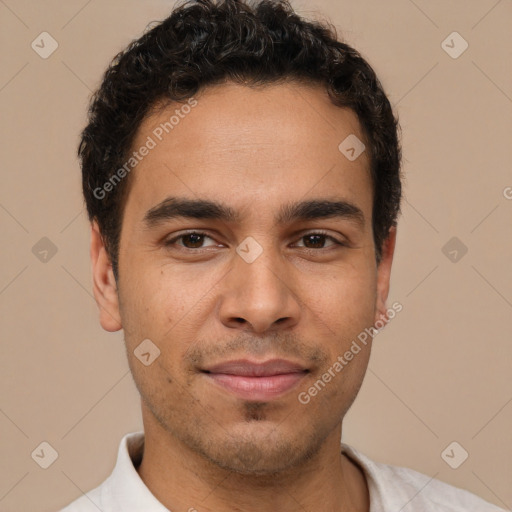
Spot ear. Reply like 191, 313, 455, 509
374, 226, 397, 327
90, 220, 122, 332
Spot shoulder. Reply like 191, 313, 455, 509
342, 444, 506, 512
57, 432, 144, 512
58, 484, 104, 512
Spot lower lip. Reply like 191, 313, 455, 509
204, 372, 307, 401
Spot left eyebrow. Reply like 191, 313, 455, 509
276, 199, 365, 229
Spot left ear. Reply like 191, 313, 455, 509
374, 225, 397, 326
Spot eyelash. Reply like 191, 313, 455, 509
164, 230, 347, 251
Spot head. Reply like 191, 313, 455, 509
84, 0, 401, 475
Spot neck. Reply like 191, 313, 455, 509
136, 415, 369, 512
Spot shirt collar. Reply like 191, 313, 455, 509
100, 431, 169, 511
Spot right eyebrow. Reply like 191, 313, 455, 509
142, 197, 240, 228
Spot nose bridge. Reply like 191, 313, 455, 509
219, 239, 300, 332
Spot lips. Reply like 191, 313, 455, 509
203, 359, 308, 376
201, 359, 308, 400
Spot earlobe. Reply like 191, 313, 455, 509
374, 226, 397, 327
90, 220, 122, 332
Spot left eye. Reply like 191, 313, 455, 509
295, 233, 340, 249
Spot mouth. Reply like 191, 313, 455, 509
200, 359, 309, 401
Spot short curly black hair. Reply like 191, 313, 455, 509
79, 0, 402, 280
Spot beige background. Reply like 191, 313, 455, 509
1, 0, 511, 511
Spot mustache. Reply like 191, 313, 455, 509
184, 331, 329, 370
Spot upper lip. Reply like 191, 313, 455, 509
201, 359, 308, 377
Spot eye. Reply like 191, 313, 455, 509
294, 232, 345, 249
165, 231, 218, 249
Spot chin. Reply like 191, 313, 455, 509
194, 426, 323, 476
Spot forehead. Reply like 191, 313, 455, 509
123, 81, 372, 223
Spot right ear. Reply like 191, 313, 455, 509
90, 220, 122, 332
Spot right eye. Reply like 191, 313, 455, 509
164, 231, 221, 250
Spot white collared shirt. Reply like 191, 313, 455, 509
59, 432, 506, 511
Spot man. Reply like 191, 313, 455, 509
61, 0, 505, 510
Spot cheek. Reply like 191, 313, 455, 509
305, 261, 377, 331
118, 262, 218, 355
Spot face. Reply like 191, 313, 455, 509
91, 81, 395, 475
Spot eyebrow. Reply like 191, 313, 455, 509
143, 196, 365, 229
277, 199, 365, 228
143, 197, 239, 226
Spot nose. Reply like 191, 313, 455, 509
218, 247, 301, 334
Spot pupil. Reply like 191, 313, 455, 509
305, 235, 324, 248
184, 234, 203, 248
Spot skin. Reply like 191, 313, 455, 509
91, 81, 396, 512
